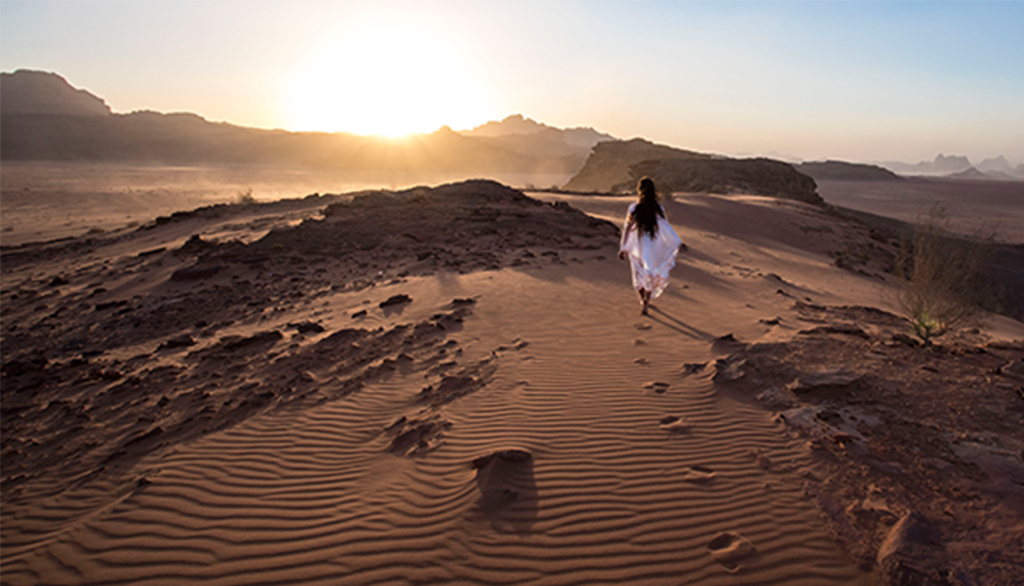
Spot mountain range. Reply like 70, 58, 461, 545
0, 70, 609, 179
879, 153, 1024, 181
2, 69, 1020, 184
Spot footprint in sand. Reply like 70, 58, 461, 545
706, 531, 756, 573
659, 415, 692, 432
644, 381, 670, 394
681, 465, 716, 484
473, 448, 538, 532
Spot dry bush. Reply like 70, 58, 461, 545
892, 206, 995, 345
235, 188, 256, 205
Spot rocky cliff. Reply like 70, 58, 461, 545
563, 138, 821, 205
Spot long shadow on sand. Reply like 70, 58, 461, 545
646, 305, 715, 341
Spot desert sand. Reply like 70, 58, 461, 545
2, 179, 1023, 585
816, 178, 1024, 244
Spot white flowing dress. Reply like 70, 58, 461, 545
619, 202, 682, 299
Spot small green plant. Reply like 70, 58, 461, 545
893, 206, 994, 346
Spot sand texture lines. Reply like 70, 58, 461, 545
2, 267, 866, 585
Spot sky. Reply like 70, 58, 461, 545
2, 0, 1023, 165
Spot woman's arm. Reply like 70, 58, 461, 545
619, 211, 636, 259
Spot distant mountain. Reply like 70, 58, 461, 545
563, 138, 822, 205
881, 154, 973, 176
464, 114, 613, 146
458, 114, 615, 167
977, 155, 1014, 175
1, 70, 111, 116
796, 160, 902, 181
0, 69, 605, 178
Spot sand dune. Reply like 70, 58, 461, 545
3, 182, 1022, 585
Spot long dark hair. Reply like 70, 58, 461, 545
631, 177, 663, 237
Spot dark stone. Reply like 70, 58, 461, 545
159, 335, 197, 350
170, 264, 222, 281
137, 247, 166, 257
221, 330, 282, 352
877, 512, 950, 586
379, 294, 412, 308
289, 321, 326, 334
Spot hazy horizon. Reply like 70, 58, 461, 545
2, 0, 1022, 165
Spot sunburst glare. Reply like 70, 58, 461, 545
286, 27, 488, 137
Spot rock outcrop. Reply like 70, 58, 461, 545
562, 138, 822, 205
797, 160, 903, 182
561, 138, 708, 192
629, 157, 822, 205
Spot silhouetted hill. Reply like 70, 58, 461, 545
1, 70, 111, 116
563, 138, 821, 205
0, 69, 593, 177
796, 160, 902, 181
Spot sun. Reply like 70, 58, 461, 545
286, 28, 488, 137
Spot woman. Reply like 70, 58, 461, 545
618, 177, 683, 315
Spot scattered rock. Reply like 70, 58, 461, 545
220, 330, 283, 352
756, 386, 798, 409
387, 415, 451, 456
799, 324, 870, 339
713, 354, 746, 382
876, 512, 948, 586
288, 321, 325, 334
95, 300, 128, 311
159, 334, 196, 350
178, 234, 215, 255
379, 294, 412, 308
137, 247, 166, 257
681, 362, 707, 374
790, 368, 862, 392
170, 264, 222, 281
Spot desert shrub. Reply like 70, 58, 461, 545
235, 188, 256, 205
892, 206, 995, 345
